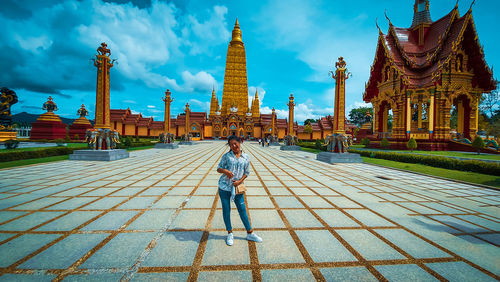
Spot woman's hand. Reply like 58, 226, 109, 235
232, 179, 242, 187
224, 169, 234, 179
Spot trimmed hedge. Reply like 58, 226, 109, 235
0, 147, 83, 162
297, 141, 326, 151
348, 149, 500, 176
0, 141, 155, 162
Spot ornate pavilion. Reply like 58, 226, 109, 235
364, 0, 496, 149
109, 19, 353, 140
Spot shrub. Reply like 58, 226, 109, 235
380, 138, 390, 149
348, 148, 500, 176
74, 134, 80, 141
4, 140, 20, 149
471, 136, 485, 154
407, 138, 417, 151
361, 138, 370, 146
65, 135, 71, 142
0, 147, 83, 162
315, 139, 322, 150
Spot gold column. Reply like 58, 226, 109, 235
417, 102, 423, 129
332, 57, 350, 134
429, 94, 434, 134
185, 103, 190, 136
373, 103, 379, 135
93, 42, 114, 129
271, 107, 276, 137
406, 95, 411, 136
287, 94, 295, 135
163, 89, 173, 133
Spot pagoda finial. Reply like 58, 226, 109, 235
231, 18, 243, 45
255, 89, 259, 99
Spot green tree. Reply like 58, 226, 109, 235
407, 138, 417, 151
348, 107, 373, 127
303, 123, 313, 134
303, 119, 318, 125
471, 136, 485, 154
380, 138, 390, 149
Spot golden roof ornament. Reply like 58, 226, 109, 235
230, 18, 243, 46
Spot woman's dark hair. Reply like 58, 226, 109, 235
227, 135, 242, 144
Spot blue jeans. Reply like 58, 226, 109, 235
218, 189, 252, 232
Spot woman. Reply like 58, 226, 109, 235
217, 135, 262, 246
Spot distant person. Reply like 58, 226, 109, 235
216, 135, 262, 246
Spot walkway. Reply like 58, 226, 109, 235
0, 141, 498, 281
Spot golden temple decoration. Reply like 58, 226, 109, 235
92, 42, 115, 129
163, 89, 174, 133
221, 19, 248, 116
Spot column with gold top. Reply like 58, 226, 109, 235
163, 89, 173, 134
331, 57, 350, 134
93, 42, 115, 129
287, 94, 295, 136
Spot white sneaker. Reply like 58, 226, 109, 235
246, 233, 262, 243
226, 233, 234, 246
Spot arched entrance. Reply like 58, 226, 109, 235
229, 123, 237, 136
190, 123, 201, 141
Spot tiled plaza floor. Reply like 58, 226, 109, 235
0, 141, 498, 281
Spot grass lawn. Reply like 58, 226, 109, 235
0, 146, 155, 169
362, 157, 500, 188
0, 155, 69, 169
400, 150, 500, 161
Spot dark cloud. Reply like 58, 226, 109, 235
0, 0, 32, 19
102, 0, 152, 9
0, 0, 127, 95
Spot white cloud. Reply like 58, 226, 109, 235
123, 100, 136, 104
346, 101, 372, 114
181, 71, 217, 93
188, 98, 210, 111
186, 5, 231, 55
248, 86, 266, 106
147, 105, 156, 108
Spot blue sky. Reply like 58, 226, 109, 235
2, 0, 499, 124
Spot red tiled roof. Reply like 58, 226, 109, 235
364, 7, 495, 101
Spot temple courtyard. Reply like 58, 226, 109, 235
0, 141, 498, 281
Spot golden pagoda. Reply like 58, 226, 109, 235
221, 19, 249, 116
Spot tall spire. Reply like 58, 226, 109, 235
209, 87, 218, 117
411, 0, 432, 28
221, 18, 249, 116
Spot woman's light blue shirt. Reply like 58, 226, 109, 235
217, 151, 250, 192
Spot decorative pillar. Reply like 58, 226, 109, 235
163, 89, 173, 133
271, 107, 276, 137
185, 103, 190, 137
429, 93, 434, 135
331, 57, 350, 134
287, 94, 295, 135
406, 94, 411, 138
417, 102, 423, 130
92, 42, 115, 129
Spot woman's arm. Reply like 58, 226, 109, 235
217, 168, 234, 178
